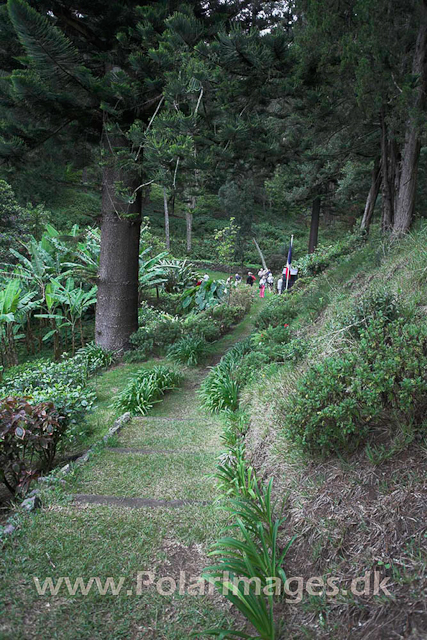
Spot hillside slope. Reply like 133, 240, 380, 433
239, 224, 427, 638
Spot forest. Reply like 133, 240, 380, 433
0, 1, 426, 639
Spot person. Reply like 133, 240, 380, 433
259, 275, 266, 298
267, 272, 274, 293
277, 276, 283, 294
235, 273, 242, 286
226, 276, 232, 286
246, 272, 255, 286
203, 274, 209, 282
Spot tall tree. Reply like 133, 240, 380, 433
0, 0, 247, 350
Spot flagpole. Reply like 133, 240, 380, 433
285, 234, 293, 291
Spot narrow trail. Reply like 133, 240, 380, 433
2, 298, 264, 640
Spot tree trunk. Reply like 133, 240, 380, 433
95, 123, 142, 353
380, 111, 394, 232
308, 196, 320, 253
163, 186, 170, 251
360, 156, 381, 232
186, 196, 195, 253
393, 3, 427, 237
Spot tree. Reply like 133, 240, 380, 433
1, 0, 255, 350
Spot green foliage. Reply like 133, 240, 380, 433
200, 368, 240, 413
209, 303, 246, 326
0, 396, 66, 493
181, 279, 226, 312
213, 216, 240, 266
0, 353, 99, 442
339, 288, 402, 339
158, 257, 198, 293
112, 365, 182, 416
0, 179, 31, 260
183, 313, 222, 343
255, 296, 297, 329
282, 318, 427, 456
200, 339, 253, 413
76, 342, 117, 374
202, 435, 294, 639
130, 313, 182, 355
295, 232, 366, 278
278, 337, 310, 363
167, 334, 210, 366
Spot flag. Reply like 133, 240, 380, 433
284, 235, 294, 289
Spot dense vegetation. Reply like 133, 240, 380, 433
0, 0, 426, 638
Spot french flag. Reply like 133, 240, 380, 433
283, 235, 294, 284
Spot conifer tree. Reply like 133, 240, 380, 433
0, 0, 249, 350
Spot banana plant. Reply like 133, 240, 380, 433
0, 279, 21, 367
0, 279, 38, 368
139, 248, 170, 291
51, 278, 97, 355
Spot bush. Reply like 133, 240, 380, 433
0, 397, 66, 493
157, 258, 198, 293
278, 337, 310, 363
209, 303, 246, 325
129, 315, 182, 353
112, 365, 182, 416
0, 357, 96, 434
76, 342, 117, 374
282, 318, 427, 456
167, 335, 210, 366
227, 286, 253, 314
255, 296, 297, 329
183, 314, 222, 343
340, 289, 403, 339
295, 231, 366, 278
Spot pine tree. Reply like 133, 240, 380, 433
0, 0, 247, 350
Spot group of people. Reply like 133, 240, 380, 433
245, 266, 298, 297
226, 265, 298, 298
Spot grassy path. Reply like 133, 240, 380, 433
1, 298, 264, 640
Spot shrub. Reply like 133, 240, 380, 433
167, 335, 210, 366
157, 258, 198, 293
282, 318, 427, 456
129, 315, 182, 353
209, 303, 246, 326
295, 231, 366, 278
340, 289, 403, 339
227, 286, 253, 313
183, 314, 222, 343
180, 279, 226, 312
112, 365, 182, 416
138, 301, 161, 325
123, 349, 147, 364
251, 324, 291, 347
278, 337, 310, 363
0, 357, 96, 435
0, 396, 66, 493
255, 296, 297, 329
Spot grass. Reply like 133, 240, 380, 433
118, 418, 223, 452
65, 449, 218, 500
1, 504, 231, 640
0, 301, 264, 640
